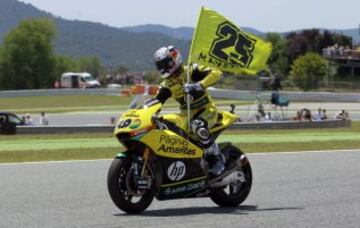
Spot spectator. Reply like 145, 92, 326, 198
314, 108, 322, 121
293, 111, 302, 121
335, 110, 349, 120
300, 108, 312, 122
265, 112, 272, 122
257, 103, 266, 118
321, 109, 328, 120
230, 104, 236, 114
110, 117, 116, 125
54, 79, 60, 88
39, 112, 49, 125
25, 114, 33, 125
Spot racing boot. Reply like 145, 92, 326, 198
205, 144, 225, 177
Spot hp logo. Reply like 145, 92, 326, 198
167, 161, 186, 181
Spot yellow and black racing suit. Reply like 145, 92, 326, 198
155, 64, 222, 152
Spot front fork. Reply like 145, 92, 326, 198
132, 148, 151, 190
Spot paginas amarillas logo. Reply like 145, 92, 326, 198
157, 134, 196, 156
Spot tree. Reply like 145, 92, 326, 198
53, 55, 78, 81
76, 56, 102, 77
289, 52, 335, 91
286, 29, 352, 66
265, 32, 288, 77
0, 18, 56, 90
286, 29, 321, 65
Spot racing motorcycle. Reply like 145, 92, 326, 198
107, 101, 252, 214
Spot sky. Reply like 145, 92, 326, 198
19, 0, 360, 32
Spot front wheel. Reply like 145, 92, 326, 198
210, 146, 252, 207
107, 157, 155, 214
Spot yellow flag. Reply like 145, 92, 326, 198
189, 7, 272, 75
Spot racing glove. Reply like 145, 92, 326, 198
184, 83, 203, 94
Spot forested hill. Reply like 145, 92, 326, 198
121, 25, 360, 44
122, 24, 265, 40
0, 0, 51, 37
0, 0, 189, 70
54, 20, 189, 70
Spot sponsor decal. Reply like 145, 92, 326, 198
158, 145, 196, 156
164, 180, 206, 196
117, 119, 132, 128
167, 161, 186, 181
124, 111, 140, 118
129, 119, 142, 129
159, 134, 189, 146
157, 134, 196, 156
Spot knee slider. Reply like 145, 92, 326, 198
197, 127, 210, 140
191, 119, 210, 141
191, 119, 204, 132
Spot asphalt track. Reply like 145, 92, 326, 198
1, 150, 360, 228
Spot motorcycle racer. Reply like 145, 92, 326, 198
152, 45, 224, 176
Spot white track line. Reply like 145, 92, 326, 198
250, 149, 360, 155
0, 149, 359, 166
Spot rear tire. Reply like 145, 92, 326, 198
107, 157, 155, 214
210, 146, 252, 207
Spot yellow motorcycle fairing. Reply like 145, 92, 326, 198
209, 110, 238, 134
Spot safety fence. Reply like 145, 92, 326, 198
1, 88, 360, 102
12, 120, 351, 135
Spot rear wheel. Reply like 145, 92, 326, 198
107, 157, 155, 214
210, 146, 252, 207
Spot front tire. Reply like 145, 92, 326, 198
107, 157, 155, 214
210, 146, 252, 207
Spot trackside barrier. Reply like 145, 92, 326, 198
1, 88, 360, 102
208, 89, 360, 102
15, 120, 351, 134
228, 119, 351, 130
16, 125, 115, 134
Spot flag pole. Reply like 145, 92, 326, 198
186, 6, 203, 132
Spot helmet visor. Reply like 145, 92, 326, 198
155, 56, 174, 74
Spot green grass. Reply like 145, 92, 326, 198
0, 96, 134, 113
2, 132, 360, 152
0, 148, 118, 163
0, 122, 359, 163
0, 95, 250, 113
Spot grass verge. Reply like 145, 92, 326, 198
1, 140, 359, 164
0, 122, 359, 163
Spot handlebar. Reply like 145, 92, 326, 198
151, 116, 167, 130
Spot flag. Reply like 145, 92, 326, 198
189, 7, 272, 75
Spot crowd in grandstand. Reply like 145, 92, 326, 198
323, 44, 360, 59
